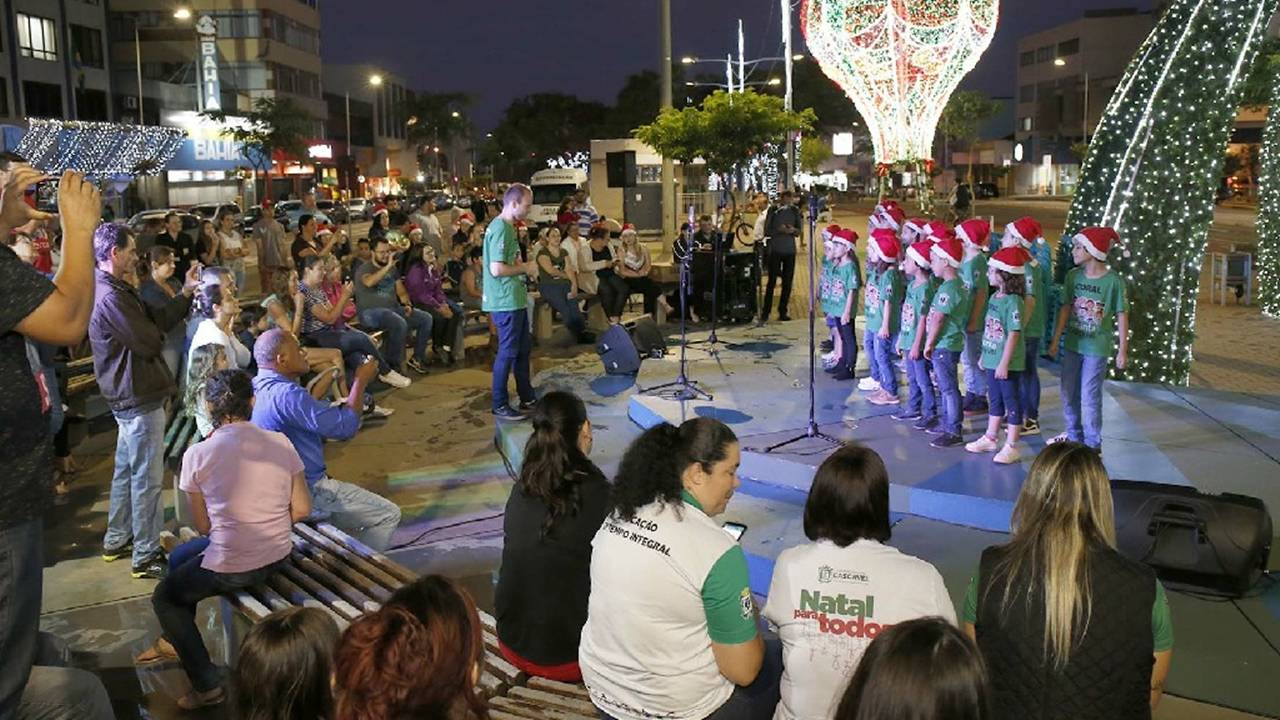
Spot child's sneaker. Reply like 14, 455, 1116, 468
994, 445, 1022, 465
914, 416, 939, 432
869, 389, 900, 406
963, 396, 989, 417
1046, 432, 1071, 445
892, 409, 921, 422
1022, 418, 1041, 436
858, 377, 880, 391
965, 434, 1000, 453
930, 433, 965, 448
822, 351, 837, 363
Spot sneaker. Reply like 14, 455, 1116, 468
378, 370, 412, 388
831, 367, 855, 381
1046, 432, 1072, 445
518, 398, 538, 413
892, 410, 922, 422
1021, 418, 1041, 436
858, 377, 881, 391
492, 405, 527, 420
405, 357, 430, 375
102, 539, 133, 563
965, 434, 1000, 453
994, 445, 1022, 465
930, 433, 965, 449
365, 404, 395, 419
131, 551, 168, 580
869, 389, 900, 406
779, 315, 792, 321
821, 351, 837, 363
820, 339, 834, 352
913, 416, 939, 432
963, 398, 989, 417
434, 348, 455, 366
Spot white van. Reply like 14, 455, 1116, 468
529, 168, 588, 226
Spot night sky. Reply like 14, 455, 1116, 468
319, 0, 1157, 131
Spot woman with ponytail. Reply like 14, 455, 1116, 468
580, 418, 779, 720
334, 575, 488, 720
494, 391, 608, 682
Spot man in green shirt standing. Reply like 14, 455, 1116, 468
484, 184, 539, 420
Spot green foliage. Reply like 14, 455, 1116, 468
635, 90, 815, 176
792, 59, 863, 128
937, 90, 1001, 147
202, 96, 315, 173
483, 94, 611, 179
1237, 36, 1280, 109
1065, 0, 1278, 384
1256, 57, 1280, 316
799, 136, 833, 171
402, 92, 472, 147
1070, 141, 1090, 163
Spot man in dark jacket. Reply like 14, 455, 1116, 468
90, 223, 199, 579
761, 191, 801, 322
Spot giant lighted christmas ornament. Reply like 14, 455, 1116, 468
801, 0, 999, 165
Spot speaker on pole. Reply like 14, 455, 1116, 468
606, 151, 637, 188
1111, 480, 1272, 597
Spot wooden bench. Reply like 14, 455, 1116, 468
64, 356, 97, 397
475, 610, 597, 720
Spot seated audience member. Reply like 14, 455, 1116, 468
444, 240, 466, 293
184, 344, 229, 438
189, 283, 252, 370
962, 442, 1174, 719
350, 237, 372, 275
534, 226, 591, 344
185, 266, 238, 357
833, 618, 990, 720
135, 369, 311, 709
334, 576, 488, 720
579, 418, 779, 720
354, 236, 433, 377
291, 215, 338, 270
404, 244, 463, 364
297, 255, 407, 388
764, 445, 956, 720
138, 245, 186, 379
495, 392, 609, 681
259, 270, 348, 400
232, 607, 341, 720
251, 329, 402, 550
322, 255, 358, 326
616, 224, 670, 318
459, 246, 485, 311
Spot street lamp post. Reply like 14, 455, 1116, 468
783, 0, 795, 192
660, 0, 676, 239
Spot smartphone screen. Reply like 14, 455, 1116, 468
722, 522, 747, 542
34, 180, 57, 213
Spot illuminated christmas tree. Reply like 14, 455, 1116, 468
1257, 58, 1280, 317
1063, 0, 1278, 385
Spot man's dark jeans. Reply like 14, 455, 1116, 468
151, 552, 286, 692
491, 308, 534, 412
763, 252, 796, 320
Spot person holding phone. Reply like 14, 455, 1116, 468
761, 191, 801, 322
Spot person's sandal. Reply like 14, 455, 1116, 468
177, 686, 225, 710
134, 638, 179, 665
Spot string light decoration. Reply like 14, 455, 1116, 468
800, 0, 998, 165
545, 151, 589, 172
1063, 0, 1276, 385
15, 119, 186, 179
1257, 68, 1280, 317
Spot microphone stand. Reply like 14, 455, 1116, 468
640, 220, 713, 401
688, 229, 723, 348
763, 192, 843, 453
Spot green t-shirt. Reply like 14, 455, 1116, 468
535, 245, 570, 286
1023, 261, 1048, 339
482, 219, 527, 312
681, 491, 757, 644
980, 294, 1025, 372
863, 266, 886, 331
928, 278, 969, 352
877, 267, 905, 335
820, 260, 857, 318
961, 573, 1173, 652
898, 277, 937, 352
961, 253, 989, 327
1060, 267, 1128, 357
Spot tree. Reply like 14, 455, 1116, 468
937, 90, 1001, 184
485, 94, 611, 180
203, 96, 316, 204
1248, 38, 1280, 316
1065, 0, 1277, 384
799, 135, 832, 172
791, 58, 864, 128
401, 92, 472, 183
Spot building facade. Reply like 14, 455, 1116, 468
0, 0, 114, 123
323, 63, 416, 199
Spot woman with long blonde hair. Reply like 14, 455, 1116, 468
960, 442, 1173, 720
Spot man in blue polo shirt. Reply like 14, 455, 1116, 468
250, 329, 401, 550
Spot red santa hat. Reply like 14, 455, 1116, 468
880, 204, 906, 232
1004, 216, 1042, 249
620, 223, 637, 236
902, 217, 929, 244
1073, 226, 1119, 261
989, 247, 1028, 275
316, 224, 334, 236
906, 239, 934, 270
407, 224, 423, 236
823, 223, 842, 241
831, 228, 858, 249
930, 235, 964, 268
458, 212, 476, 227
955, 218, 990, 250
372, 206, 389, 218
870, 228, 901, 262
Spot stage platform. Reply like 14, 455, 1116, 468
498, 320, 1280, 717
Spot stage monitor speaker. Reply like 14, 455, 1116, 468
596, 323, 641, 375
606, 151, 637, 188
1112, 480, 1272, 597
628, 315, 666, 358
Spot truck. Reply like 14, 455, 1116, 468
528, 168, 588, 226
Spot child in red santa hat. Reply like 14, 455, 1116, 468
922, 232, 969, 448
965, 247, 1030, 464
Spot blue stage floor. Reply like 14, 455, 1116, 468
500, 321, 1280, 717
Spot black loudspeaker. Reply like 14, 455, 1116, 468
596, 323, 641, 375
1112, 480, 1272, 597
690, 250, 758, 323
628, 315, 666, 358
606, 151, 637, 188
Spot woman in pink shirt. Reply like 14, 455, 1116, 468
134, 369, 312, 710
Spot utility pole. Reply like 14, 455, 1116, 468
783, 0, 795, 192
660, 0, 676, 239
738, 19, 745, 94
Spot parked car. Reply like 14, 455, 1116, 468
455, 196, 472, 209
240, 205, 264, 231
126, 209, 200, 236
974, 182, 1001, 199
347, 197, 370, 220
191, 202, 243, 224
273, 200, 332, 231
316, 199, 349, 224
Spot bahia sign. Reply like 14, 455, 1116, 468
196, 15, 222, 112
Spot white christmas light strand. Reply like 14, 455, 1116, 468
15, 119, 186, 179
